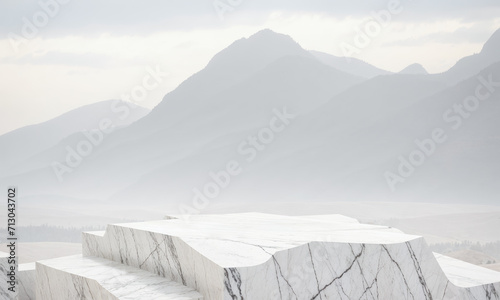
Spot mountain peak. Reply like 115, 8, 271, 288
481, 28, 500, 54
205, 29, 309, 71
249, 28, 282, 38
246, 28, 296, 43
399, 63, 428, 75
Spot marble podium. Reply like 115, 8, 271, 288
5, 213, 500, 299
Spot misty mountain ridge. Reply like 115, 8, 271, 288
309, 50, 392, 78
2, 28, 500, 207
481, 28, 500, 55
399, 63, 428, 75
0, 100, 150, 176
440, 27, 500, 84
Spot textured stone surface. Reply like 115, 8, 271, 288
0, 251, 16, 300
36, 255, 203, 300
78, 213, 500, 299
19, 263, 36, 300
11, 213, 499, 299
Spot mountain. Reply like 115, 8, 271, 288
310, 50, 391, 78
111, 63, 500, 206
482, 28, 500, 56
263, 61, 500, 203
0, 29, 365, 200
132, 29, 317, 134
119, 62, 500, 206
399, 63, 428, 75
105, 71, 448, 205
2, 28, 500, 211
0, 100, 150, 176
440, 28, 500, 84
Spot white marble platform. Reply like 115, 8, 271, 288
435, 253, 500, 287
77, 213, 500, 299
0, 251, 16, 300
0, 252, 35, 300
36, 254, 203, 300
19, 263, 36, 300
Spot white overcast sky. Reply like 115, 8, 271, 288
1, 0, 500, 135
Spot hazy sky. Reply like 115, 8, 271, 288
1, 0, 500, 135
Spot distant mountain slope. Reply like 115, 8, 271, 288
0, 100, 150, 176
440, 28, 500, 84
310, 50, 392, 78
110, 65, 500, 206
111, 62, 500, 206
2, 29, 500, 208
310, 74, 446, 130
131, 29, 318, 135
0, 31, 365, 199
275, 61, 500, 203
